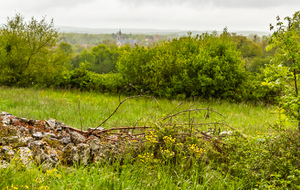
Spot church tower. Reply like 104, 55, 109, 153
117, 30, 123, 47
117, 30, 122, 41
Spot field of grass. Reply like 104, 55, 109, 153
0, 87, 276, 134
2, 87, 299, 190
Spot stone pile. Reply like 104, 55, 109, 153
0, 111, 141, 168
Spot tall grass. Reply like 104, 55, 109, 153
0, 158, 245, 190
0, 86, 276, 134
1, 87, 299, 190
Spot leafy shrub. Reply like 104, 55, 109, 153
67, 62, 125, 92
225, 129, 300, 189
117, 32, 247, 100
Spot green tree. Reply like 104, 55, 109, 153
70, 49, 93, 69
264, 11, 300, 129
230, 35, 263, 72
58, 42, 73, 56
0, 13, 66, 87
89, 44, 125, 74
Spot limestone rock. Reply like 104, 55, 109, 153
18, 137, 34, 146
0, 146, 15, 161
29, 140, 47, 156
70, 131, 86, 145
60, 137, 71, 145
32, 132, 44, 140
0, 111, 12, 116
8, 136, 19, 143
87, 127, 105, 132
77, 143, 90, 165
0, 160, 9, 168
19, 147, 33, 165
62, 143, 78, 165
47, 118, 56, 129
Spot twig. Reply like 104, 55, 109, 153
91, 91, 158, 134
107, 132, 145, 136
91, 126, 151, 135
78, 99, 83, 131
200, 131, 228, 154
204, 104, 211, 120
189, 110, 191, 136
164, 122, 226, 126
45, 119, 53, 128
161, 108, 225, 121
44, 118, 88, 135
165, 101, 183, 118
226, 125, 248, 139
61, 125, 88, 135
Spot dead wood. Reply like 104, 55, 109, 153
91, 126, 151, 135
161, 108, 225, 121
90, 91, 158, 134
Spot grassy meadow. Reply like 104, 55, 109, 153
2, 87, 300, 190
0, 86, 276, 134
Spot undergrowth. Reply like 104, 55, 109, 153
1, 124, 299, 189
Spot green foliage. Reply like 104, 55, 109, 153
89, 44, 119, 74
67, 62, 125, 92
226, 130, 300, 189
69, 44, 130, 74
70, 49, 93, 69
240, 75, 279, 104
0, 13, 69, 87
231, 35, 263, 59
264, 11, 300, 128
117, 32, 247, 100
58, 42, 73, 56
1, 129, 299, 189
69, 62, 92, 90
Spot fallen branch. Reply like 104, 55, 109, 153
90, 91, 158, 134
161, 108, 225, 121
165, 101, 183, 118
200, 131, 228, 154
91, 126, 151, 135
164, 122, 226, 126
45, 119, 89, 136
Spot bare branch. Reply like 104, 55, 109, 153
90, 92, 158, 134
161, 108, 225, 121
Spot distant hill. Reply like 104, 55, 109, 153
57, 26, 183, 35
57, 26, 271, 36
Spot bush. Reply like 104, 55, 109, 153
117, 33, 247, 100
225, 129, 300, 189
67, 62, 125, 93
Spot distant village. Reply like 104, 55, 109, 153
59, 30, 172, 50
116, 30, 163, 47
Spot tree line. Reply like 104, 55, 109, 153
0, 12, 299, 111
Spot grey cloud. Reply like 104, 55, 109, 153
119, 0, 300, 9
5, 0, 98, 12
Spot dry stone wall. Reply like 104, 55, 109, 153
0, 111, 141, 168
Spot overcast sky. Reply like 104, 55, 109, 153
1, 0, 299, 32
